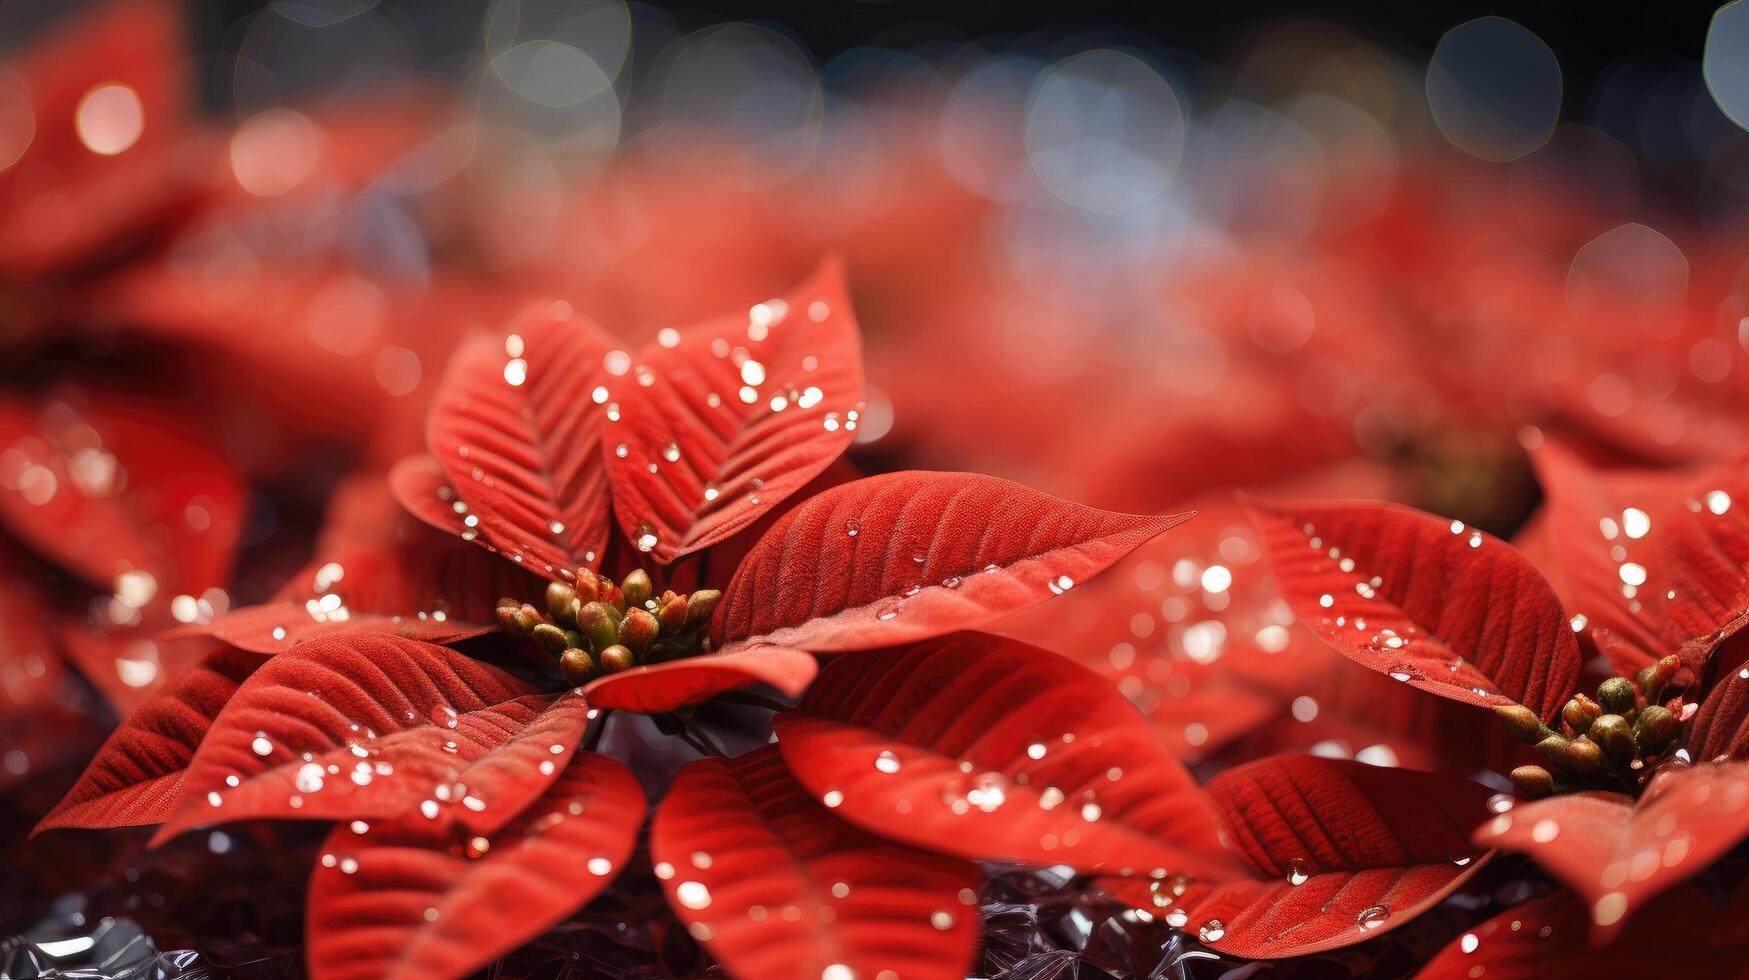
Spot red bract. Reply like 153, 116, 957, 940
1417, 882, 1749, 979
0, 390, 245, 713
650, 746, 982, 980
306, 752, 644, 980
1247, 498, 1581, 721
1531, 441, 1749, 677
1103, 756, 1492, 958
1003, 496, 1523, 775
46, 260, 1208, 980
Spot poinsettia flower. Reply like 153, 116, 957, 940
1249, 491, 1749, 943
45, 260, 1224, 979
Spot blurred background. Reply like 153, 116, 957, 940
4, 0, 1749, 973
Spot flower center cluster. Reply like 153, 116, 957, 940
496, 568, 720, 684
1496, 654, 1689, 799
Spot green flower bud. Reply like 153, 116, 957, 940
559, 648, 596, 685
545, 581, 578, 623
1566, 736, 1605, 775
573, 569, 601, 604
577, 601, 620, 652
1510, 765, 1555, 798
513, 603, 543, 635
1635, 704, 1679, 753
1590, 714, 1636, 764
685, 589, 722, 629
622, 569, 653, 609
1535, 734, 1572, 769
1562, 695, 1601, 734
1638, 655, 1682, 703
1598, 677, 1636, 715
659, 594, 688, 633
530, 622, 570, 654
617, 607, 659, 654
495, 599, 523, 634
598, 644, 634, 673
1494, 704, 1546, 743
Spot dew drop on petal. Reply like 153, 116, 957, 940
1356, 905, 1390, 930
1286, 858, 1310, 886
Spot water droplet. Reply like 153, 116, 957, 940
1356, 905, 1390, 930
634, 522, 659, 552
845, 519, 860, 537
1198, 919, 1226, 942
1286, 858, 1310, 886
875, 750, 901, 773
677, 881, 712, 909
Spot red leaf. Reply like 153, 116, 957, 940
36, 646, 264, 833
156, 635, 594, 844
999, 499, 1525, 774
651, 746, 980, 980
1473, 762, 1749, 940
715, 471, 1189, 653
0, 394, 242, 598
58, 620, 219, 717
423, 302, 619, 578
1533, 443, 1749, 676
1103, 756, 1492, 958
0, 0, 204, 280
197, 475, 542, 653
582, 644, 816, 714
773, 632, 1237, 878
388, 454, 474, 539
305, 751, 644, 980
1690, 664, 1749, 762
603, 258, 863, 564
1418, 883, 1749, 980
1247, 499, 1581, 720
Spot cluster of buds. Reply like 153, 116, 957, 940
1495, 655, 1687, 799
496, 568, 721, 685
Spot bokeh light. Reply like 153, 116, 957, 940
1427, 17, 1561, 162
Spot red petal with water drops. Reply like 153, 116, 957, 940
36, 646, 264, 834
1690, 664, 1749, 762
998, 497, 1526, 776
1418, 883, 1749, 980
1247, 499, 1581, 721
1533, 443, 1749, 677
773, 632, 1237, 878
0, 394, 242, 599
582, 644, 816, 714
0, 0, 207, 281
1473, 762, 1749, 940
306, 751, 644, 980
1103, 755, 1493, 958
195, 475, 543, 653
155, 635, 595, 844
423, 302, 619, 578
651, 746, 981, 980
602, 258, 863, 565
388, 454, 477, 539
714, 471, 1190, 653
